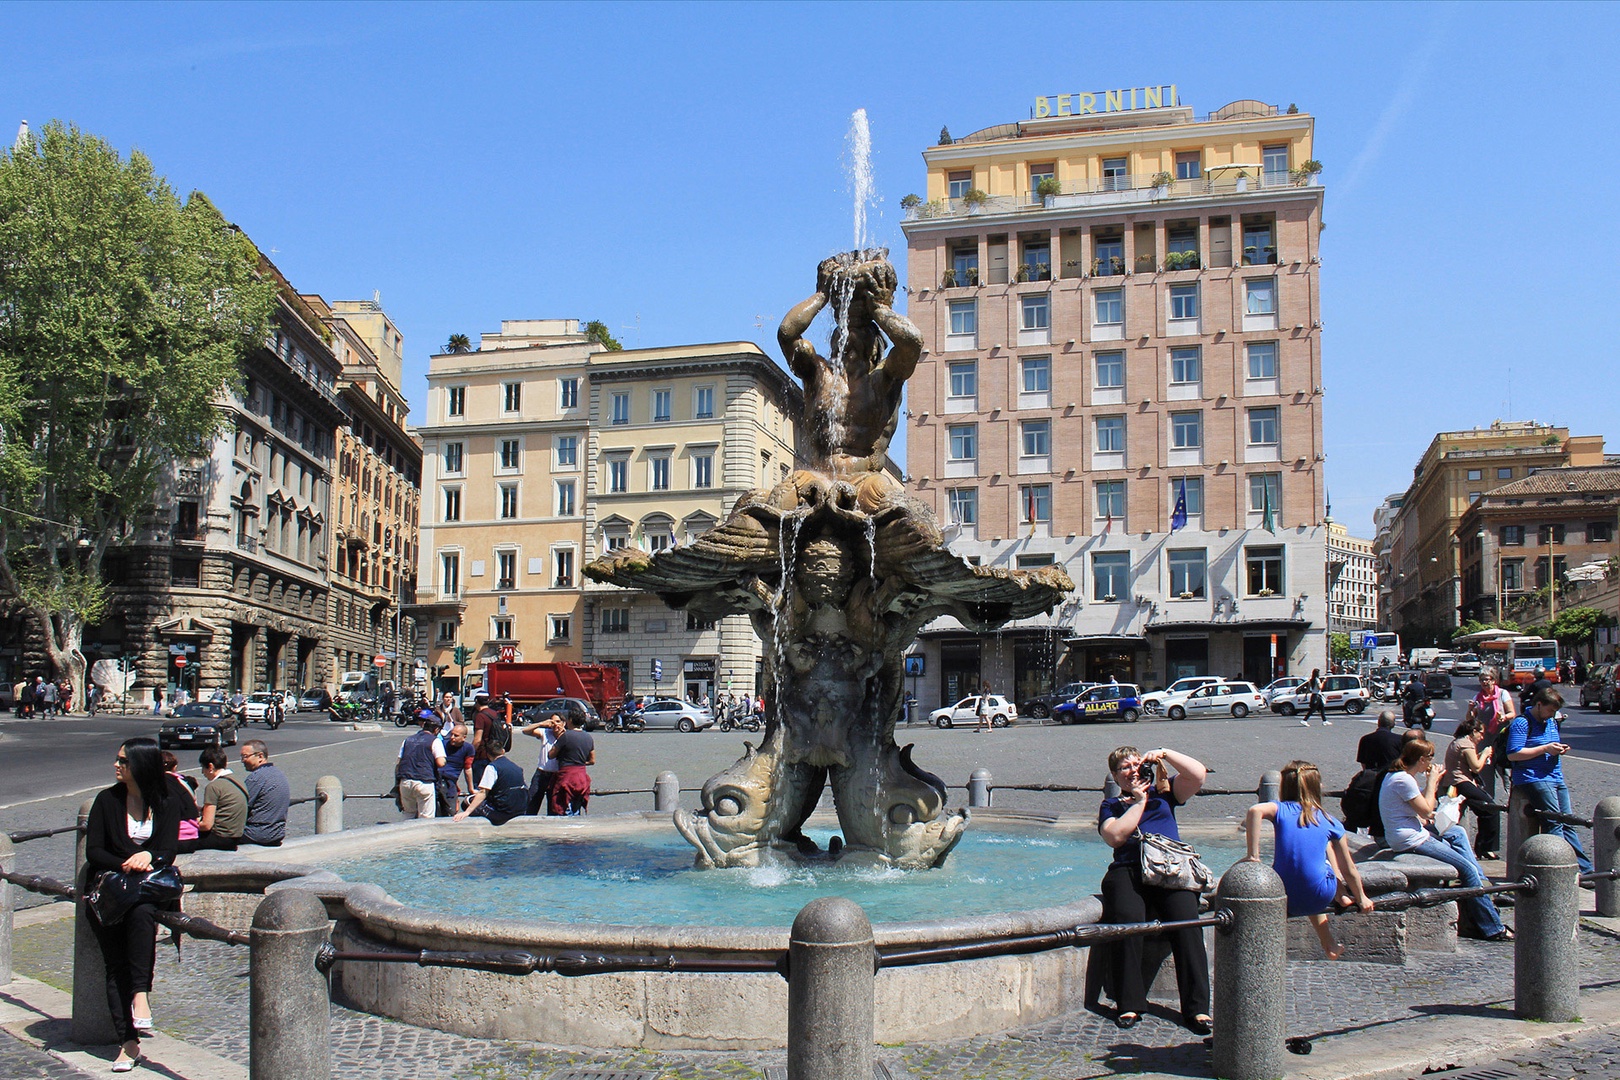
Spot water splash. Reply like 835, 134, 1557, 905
848, 108, 873, 249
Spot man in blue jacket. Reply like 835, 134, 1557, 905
1507, 687, 1592, 873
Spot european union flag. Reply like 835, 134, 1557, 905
1170, 479, 1188, 532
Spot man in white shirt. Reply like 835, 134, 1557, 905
521, 712, 566, 814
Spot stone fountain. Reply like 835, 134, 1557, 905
586, 249, 1072, 870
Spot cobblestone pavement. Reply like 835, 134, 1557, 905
1448, 1028, 1620, 1078
12, 907, 1620, 1080
0, 1028, 99, 1080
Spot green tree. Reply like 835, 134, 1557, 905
583, 320, 623, 351
444, 333, 471, 353
0, 121, 276, 695
1329, 632, 1359, 665
1548, 606, 1610, 646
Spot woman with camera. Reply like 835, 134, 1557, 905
1096, 745, 1211, 1033
85, 737, 188, 1071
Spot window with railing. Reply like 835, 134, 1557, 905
612, 392, 631, 425
1262, 145, 1289, 187
497, 551, 516, 590
947, 240, 979, 287
552, 549, 574, 589
602, 608, 630, 634
607, 457, 628, 493
1101, 158, 1128, 191
1242, 220, 1277, 265
559, 377, 579, 410
693, 453, 714, 489
1093, 234, 1125, 276
653, 389, 672, 423
1019, 240, 1051, 281
694, 385, 715, 419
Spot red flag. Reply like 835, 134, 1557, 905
1026, 488, 1037, 538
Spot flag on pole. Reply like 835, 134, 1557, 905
1261, 479, 1277, 535
633, 523, 646, 551
1102, 508, 1113, 541
1026, 488, 1037, 538
1169, 479, 1189, 532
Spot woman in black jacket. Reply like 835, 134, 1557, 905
86, 737, 185, 1071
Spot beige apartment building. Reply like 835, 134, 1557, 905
413, 323, 800, 700
581, 343, 800, 701
304, 295, 423, 690
1326, 522, 1376, 634
1386, 421, 1605, 643
900, 89, 1328, 703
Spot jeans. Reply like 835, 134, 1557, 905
1517, 779, 1593, 873
1409, 827, 1505, 937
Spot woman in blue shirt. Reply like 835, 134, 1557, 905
1096, 745, 1210, 1033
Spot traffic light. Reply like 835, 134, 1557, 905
452, 645, 473, 667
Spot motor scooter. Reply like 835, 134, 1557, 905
718, 706, 762, 733
1403, 694, 1435, 730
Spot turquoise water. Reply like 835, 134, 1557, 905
330, 826, 1245, 927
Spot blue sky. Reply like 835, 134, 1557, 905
6, 1, 1617, 536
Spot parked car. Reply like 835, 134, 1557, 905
929, 695, 1017, 729
159, 701, 239, 749
1260, 677, 1306, 705
1163, 681, 1268, 720
627, 698, 714, 732
1422, 671, 1453, 700
298, 687, 327, 711
1270, 675, 1370, 716
1582, 664, 1616, 712
519, 696, 603, 731
1141, 677, 1221, 715
1018, 682, 1096, 720
1052, 683, 1142, 724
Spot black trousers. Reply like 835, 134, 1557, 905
1305, 695, 1327, 722
89, 900, 160, 1044
1454, 777, 1501, 855
176, 831, 239, 854
1099, 864, 1210, 1018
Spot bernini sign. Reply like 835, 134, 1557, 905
1033, 85, 1180, 118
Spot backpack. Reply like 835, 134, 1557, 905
484, 713, 513, 756
1340, 767, 1393, 835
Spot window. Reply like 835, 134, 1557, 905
1248, 473, 1282, 513
1501, 525, 1525, 546
549, 615, 571, 642
1535, 555, 1568, 588
1469, 491, 1482, 503
1093, 552, 1130, 600
608, 457, 629, 493
1094, 351, 1124, 388
1538, 524, 1566, 545
650, 455, 671, 491
171, 558, 201, 588
612, 392, 631, 425
1262, 145, 1289, 185
1021, 355, 1050, 393
1096, 480, 1125, 520
492, 617, 513, 640
1246, 546, 1285, 594
948, 171, 972, 200
1170, 477, 1204, 515
1502, 558, 1524, 591
1095, 416, 1125, 453
501, 483, 521, 519
559, 377, 579, 409
437, 620, 456, 643
604, 532, 627, 552
1466, 469, 1483, 481
1170, 347, 1200, 385
1245, 278, 1277, 315
553, 549, 574, 588
947, 488, 978, 526
686, 612, 716, 632
948, 361, 977, 399
1101, 157, 1128, 190
502, 381, 522, 413
1246, 342, 1278, 379
1497, 467, 1514, 480
443, 442, 464, 474
1169, 549, 1208, 597
948, 300, 977, 335
648, 531, 672, 553
1175, 151, 1201, 180
1021, 419, 1050, 457
1242, 221, 1275, 264
653, 389, 672, 423
554, 480, 574, 517
1248, 407, 1280, 446
602, 608, 630, 634
693, 452, 714, 488
949, 240, 979, 283
1169, 283, 1199, 321
1171, 411, 1202, 449
1017, 553, 1056, 568
1094, 288, 1123, 325
1019, 484, 1051, 524
1094, 234, 1124, 275
500, 439, 521, 470
441, 552, 460, 597
443, 486, 461, 522
496, 551, 516, 590
948, 424, 977, 461
1020, 293, 1050, 330
1028, 163, 1054, 195
446, 386, 465, 417
695, 386, 715, 419
1591, 521, 1614, 543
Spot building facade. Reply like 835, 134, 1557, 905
1326, 522, 1376, 634
1385, 421, 1604, 644
899, 92, 1328, 704
304, 295, 423, 691
1371, 493, 1405, 629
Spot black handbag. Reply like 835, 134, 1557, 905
87, 865, 184, 926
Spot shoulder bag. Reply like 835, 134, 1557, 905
87, 865, 184, 927
1136, 830, 1214, 893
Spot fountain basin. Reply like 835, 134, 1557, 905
178, 809, 1243, 1049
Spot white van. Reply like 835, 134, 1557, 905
1409, 648, 1442, 669
336, 670, 371, 701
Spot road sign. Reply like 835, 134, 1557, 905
167, 643, 196, 655
173, 656, 188, 668
498, 645, 516, 663
651, 658, 662, 686
373, 655, 387, 667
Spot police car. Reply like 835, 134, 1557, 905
1052, 683, 1142, 724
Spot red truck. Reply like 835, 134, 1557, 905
481, 662, 626, 727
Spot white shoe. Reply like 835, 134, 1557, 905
112, 1054, 142, 1073
1323, 720, 1332, 725
1300, 719, 1309, 726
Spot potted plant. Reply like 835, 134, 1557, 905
1036, 175, 1062, 206
1263, 245, 1278, 264
963, 188, 989, 213
1258, 588, 1276, 597
966, 266, 980, 286
1289, 160, 1324, 186
1015, 262, 1032, 283
941, 267, 958, 288
1110, 256, 1125, 276
1103, 594, 1118, 603
1243, 245, 1258, 266
901, 193, 922, 210
1178, 591, 1196, 600
1150, 170, 1174, 194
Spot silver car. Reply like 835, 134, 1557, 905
629, 698, 715, 733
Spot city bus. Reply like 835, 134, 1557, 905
1359, 632, 1401, 667
1505, 637, 1560, 686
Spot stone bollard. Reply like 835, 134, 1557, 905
1256, 770, 1281, 805
1103, 775, 1120, 799
967, 768, 992, 809
1505, 786, 1540, 880
1594, 797, 1620, 918
1212, 861, 1287, 1080
250, 890, 332, 1080
654, 771, 680, 812
315, 776, 343, 834
0, 834, 13, 985
787, 897, 875, 1080
72, 797, 117, 1045
1515, 832, 1580, 1022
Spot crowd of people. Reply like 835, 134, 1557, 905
10, 674, 76, 717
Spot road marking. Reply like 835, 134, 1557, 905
0, 732, 394, 811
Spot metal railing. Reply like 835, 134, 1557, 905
907, 171, 1313, 223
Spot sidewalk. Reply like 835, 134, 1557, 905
8, 902, 1620, 1079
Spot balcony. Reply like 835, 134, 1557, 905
904, 170, 1318, 224
1240, 247, 1282, 266
236, 534, 259, 553
173, 523, 207, 544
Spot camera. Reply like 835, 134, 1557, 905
1137, 761, 1156, 784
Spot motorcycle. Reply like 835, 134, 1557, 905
614, 701, 646, 733
1403, 696, 1434, 730
718, 706, 762, 733
327, 700, 366, 724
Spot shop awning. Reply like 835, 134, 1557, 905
1144, 618, 1310, 634
1063, 634, 1148, 647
